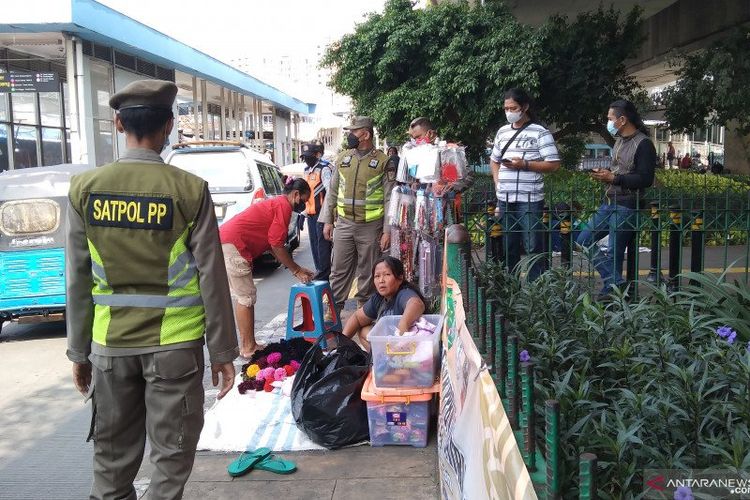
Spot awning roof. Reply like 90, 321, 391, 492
0, 0, 316, 115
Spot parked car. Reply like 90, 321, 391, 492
0, 163, 92, 334
165, 141, 301, 262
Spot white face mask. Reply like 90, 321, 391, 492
506, 110, 523, 124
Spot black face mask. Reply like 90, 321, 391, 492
304, 156, 318, 168
293, 199, 307, 213
347, 132, 360, 149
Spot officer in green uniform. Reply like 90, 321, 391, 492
320, 116, 396, 312
66, 79, 238, 500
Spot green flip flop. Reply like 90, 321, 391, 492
227, 447, 272, 477
254, 455, 297, 475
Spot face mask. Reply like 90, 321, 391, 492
161, 131, 171, 153
505, 111, 523, 124
607, 120, 619, 136
304, 156, 318, 168
293, 198, 307, 213
347, 132, 360, 149
413, 136, 431, 146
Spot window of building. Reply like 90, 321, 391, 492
0, 123, 9, 171
90, 61, 114, 164
13, 125, 39, 168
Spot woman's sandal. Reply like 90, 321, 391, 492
254, 455, 297, 475
227, 447, 272, 477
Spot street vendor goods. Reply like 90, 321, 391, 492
369, 314, 443, 388
238, 338, 312, 393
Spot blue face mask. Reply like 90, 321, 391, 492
606, 120, 619, 137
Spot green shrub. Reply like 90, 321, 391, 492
476, 261, 750, 498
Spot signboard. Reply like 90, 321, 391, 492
0, 71, 59, 93
438, 278, 537, 500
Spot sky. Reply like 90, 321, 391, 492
98, 0, 386, 65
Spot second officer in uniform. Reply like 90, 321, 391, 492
320, 116, 396, 312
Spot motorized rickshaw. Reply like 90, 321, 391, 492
0, 164, 92, 334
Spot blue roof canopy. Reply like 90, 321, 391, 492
0, 0, 316, 115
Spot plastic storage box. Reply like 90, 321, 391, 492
369, 314, 443, 388
361, 372, 439, 447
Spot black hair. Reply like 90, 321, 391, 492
609, 99, 649, 135
282, 177, 311, 196
117, 107, 173, 141
387, 146, 399, 155
409, 117, 434, 131
503, 88, 538, 123
371, 256, 427, 308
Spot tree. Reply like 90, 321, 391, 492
322, 0, 646, 159
658, 28, 750, 136
535, 6, 646, 146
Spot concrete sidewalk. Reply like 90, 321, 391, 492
136, 301, 441, 500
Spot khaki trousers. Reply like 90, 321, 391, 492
88, 345, 205, 500
329, 217, 384, 309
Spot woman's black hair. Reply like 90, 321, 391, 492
609, 99, 649, 135
387, 146, 399, 156
371, 256, 427, 308
117, 107, 173, 141
282, 177, 311, 196
503, 88, 538, 123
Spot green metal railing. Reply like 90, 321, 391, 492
460, 172, 750, 295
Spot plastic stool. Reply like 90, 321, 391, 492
286, 280, 341, 342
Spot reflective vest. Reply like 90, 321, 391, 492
304, 160, 329, 215
335, 148, 389, 223
69, 161, 207, 349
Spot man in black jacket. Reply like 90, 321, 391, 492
576, 99, 656, 298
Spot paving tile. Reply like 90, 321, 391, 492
332, 478, 440, 500
182, 479, 334, 500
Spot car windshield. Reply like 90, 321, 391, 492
169, 151, 252, 192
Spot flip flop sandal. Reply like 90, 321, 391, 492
254, 455, 297, 475
227, 447, 272, 477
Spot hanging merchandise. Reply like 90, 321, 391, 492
387, 185, 403, 228
418, 239, 436, 298
438, 144, 468, 184
390, 226, 401, 260
431, 195, 444, 235
403, 144, 440, 183
415, 189, 428, 231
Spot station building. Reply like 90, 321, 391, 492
0, 0, 315, 171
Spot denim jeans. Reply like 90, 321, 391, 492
498, 200, 546, 280
307, 212, 332, 281
576, 203, 638, 293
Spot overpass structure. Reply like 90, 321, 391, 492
507, 0, 750, 173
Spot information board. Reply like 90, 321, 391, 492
0, 71, 59, 93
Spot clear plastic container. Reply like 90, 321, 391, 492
361, 372, 438, 447
369, 314, 443, 388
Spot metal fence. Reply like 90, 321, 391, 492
461, 171, 750, 294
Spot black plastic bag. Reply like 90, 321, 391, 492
291, 333, 371, 449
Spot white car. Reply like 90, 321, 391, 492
165, 141, 301, 259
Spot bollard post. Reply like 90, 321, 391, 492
494, 313, 507, 397
579, 453, 598, 500
690, 210, 705, 283
468, 268, 477, 336
546, 400, 561, 500
542, 205, 550, 269
477, 286, 486, 355
668, 205, 682, 291
648, 201, 661, 284
445, 224, 471, 285
521, 361, 536, 471
507, 336, 520, 430
558, 203, 572, 269
486, 300, 497, 368
488, 205, 503, 263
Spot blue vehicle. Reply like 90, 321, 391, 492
0, 164, 92, 334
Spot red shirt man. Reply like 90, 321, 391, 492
220, 196, 292, 263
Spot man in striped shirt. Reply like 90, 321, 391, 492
490, 88, 561, 279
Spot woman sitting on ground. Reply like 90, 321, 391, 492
342, 256, 427, 350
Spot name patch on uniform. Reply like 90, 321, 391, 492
368, 159, 380, 169
88, 194, 174, 230
341, 155, 352, 167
